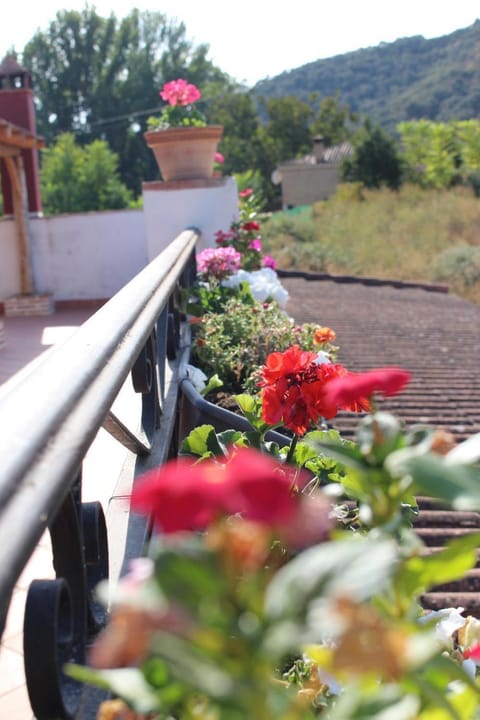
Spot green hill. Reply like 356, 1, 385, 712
253, 21, 480, 131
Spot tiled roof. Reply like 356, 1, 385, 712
280, 273, 480, 442
279, 141, 353, 167
0, 54, 28, 76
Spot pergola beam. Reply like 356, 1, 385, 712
0, 120, 44, 151
3, 155, 34, 294
0, 141, 20, 158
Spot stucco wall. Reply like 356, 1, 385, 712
0, 209, 147, 302
280, 164, 341, 207
143, 175, 238, 260
0, 178, 239, 303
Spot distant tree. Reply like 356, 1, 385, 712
208, 92, 260, 174
22, 8, 234, 195
341, 120, 403, 190
262, 95, 314, 162
311, 95, 358, 146
398, 119, 476, 189
40, 133, 133, 214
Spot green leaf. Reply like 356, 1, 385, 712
216, 429, 249, 447
396, 454, 480, 510
398, 532, 480, 598
64, 665, 160, 713
234, 393, 269, 432
234, 393, 256, 415
201, 373, 223, 396
179, 424, 225, 458
356, 412, 404, 461
327, 683, 420, 719
265, 534, 398, 620
304, 435, 366, 470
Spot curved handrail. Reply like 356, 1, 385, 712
0, 228, 198, 640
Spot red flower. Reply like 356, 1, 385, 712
323, 367, 411, 409
222, 449, 300, 523
259, 345, 367, 435
242, 220, 260, 232
239, 188, 253, 197
464, 644, 480, 661
131, 448, 299, 533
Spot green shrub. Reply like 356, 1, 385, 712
431, 245, 480, 289
331, 182, 365, 203
262, 212, 315, 244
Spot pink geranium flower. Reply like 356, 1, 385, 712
248, 238, 262, 251
263, 255, 277, 269
131, 448, 300, 533
160, 78, 201, 106
239, 188, 253, 198
196, 246, 241, 279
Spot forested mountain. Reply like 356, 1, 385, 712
253, 21, 480, 131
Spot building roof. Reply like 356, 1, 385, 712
278, 141, 353, 169
0, 55, 28, 77
279, 272, 480, 442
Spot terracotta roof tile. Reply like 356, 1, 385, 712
281, 274, 480, 442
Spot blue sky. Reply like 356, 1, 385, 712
2, 0, 479, 86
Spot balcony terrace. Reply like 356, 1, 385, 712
0, 161, 479, 717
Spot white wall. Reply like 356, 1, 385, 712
0, 209, 147, 302
0, 177, 239, 302
32, 210, 147, 300
0, 219, 20, 298
143, 176, 238, 260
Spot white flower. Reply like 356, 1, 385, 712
314, 350, 331, 365
222, 268, 289, 309
419, 606, 466, 648
185, 363, 208, 392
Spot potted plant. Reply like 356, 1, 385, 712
144, 78, 223, 181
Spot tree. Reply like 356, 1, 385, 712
40, 133, 133, 214
398, 119, 480, 189
22, 8, 234, 195
341, 120, 403, 190
311, 94, 358, 146
208, 92, 260, 174
261, 95, 314, 163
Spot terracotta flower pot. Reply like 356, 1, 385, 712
144, 125, 224, 181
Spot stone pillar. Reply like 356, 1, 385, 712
142, 176, 238, 261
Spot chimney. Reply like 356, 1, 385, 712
0, 55, 42, 215
313, 135, 325, 163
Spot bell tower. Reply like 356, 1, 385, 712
0, 55, 42, 215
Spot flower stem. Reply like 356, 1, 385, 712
285, 434, 299, 466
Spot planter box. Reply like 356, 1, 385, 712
178, 375, 290, 449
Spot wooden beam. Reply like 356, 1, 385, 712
4, 156, 34, 294
0, 120, 45, 150
0, 141, 20, 158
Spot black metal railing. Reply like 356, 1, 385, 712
0, 228, 198, 719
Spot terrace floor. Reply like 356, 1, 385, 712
0, 276, 479, 717
0, 308, 141, 719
